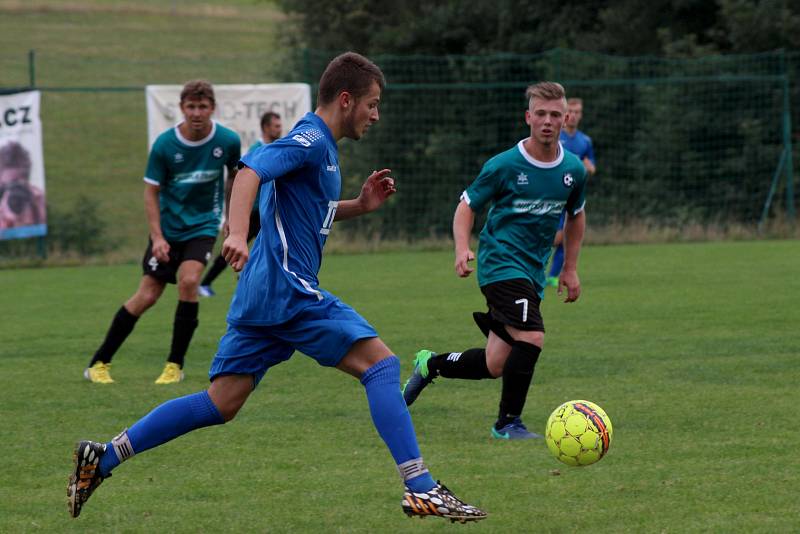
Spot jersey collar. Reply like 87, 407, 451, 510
174, 120, 218, 147
517, 139, 564, 169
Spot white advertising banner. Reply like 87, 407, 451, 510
145, 83, 312, 150
0, 90, 46, 241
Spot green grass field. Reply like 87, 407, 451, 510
1, 241, 798, 532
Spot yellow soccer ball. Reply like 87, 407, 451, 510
545, 400, 613, 466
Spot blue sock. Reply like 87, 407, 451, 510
98, 390, 224, 477
361, 356, 436, 493
549, 244, 564, 278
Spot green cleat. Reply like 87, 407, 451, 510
402, 350, 437, 406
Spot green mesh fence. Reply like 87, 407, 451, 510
0, 48, 795, 258
297, 49, 795, 239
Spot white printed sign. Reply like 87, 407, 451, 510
145, 84, 312, 150
0, 90, 46, 240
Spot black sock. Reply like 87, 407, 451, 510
90, 306, 139, 366
200, 255, 228, 287
430, 348, 492, 380
496, 341, 541, 429
167, 301, 199, 368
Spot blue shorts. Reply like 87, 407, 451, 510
209, 293, 378, 386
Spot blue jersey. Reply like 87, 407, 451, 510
227, 112, 341, 326
559, 129, 595, 165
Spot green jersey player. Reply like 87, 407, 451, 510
403, 82, 587, 439
198, 111, 282, 297
84, 80, 241, 385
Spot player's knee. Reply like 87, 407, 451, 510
177, 276, 201, 295
486, 359, 504, 378
513, 331, 544, 347
130, 288, 161, 312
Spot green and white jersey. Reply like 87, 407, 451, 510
144, 121, 241, 241
463, 140, 587, 293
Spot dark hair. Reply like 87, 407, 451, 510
0, 141, 32, 172
317, 52, 386, 106
260, 111, 281, 130
180, 79, 215, 105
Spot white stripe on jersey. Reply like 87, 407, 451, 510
273, 189, 323, 301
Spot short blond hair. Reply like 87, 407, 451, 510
525, 82, 566, 105
567, 97, 583, 106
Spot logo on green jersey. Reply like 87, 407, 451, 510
212, 146, 223, 159
512, 199, 565, 215
562, 173, 574, 187
173, 170, 220, 184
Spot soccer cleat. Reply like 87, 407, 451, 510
491, 417, 543, 440
546, 276, 559, 287
402, 350, 437, 406
198, 285, 215, 298
154, 362, 184, 384
67, 440, 109, 518
402, 481, 487, 523
83, 362, 114, 384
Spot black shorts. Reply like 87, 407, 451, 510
141, 236, 216, 284
474, 278, 545, 344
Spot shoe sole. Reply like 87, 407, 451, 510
403, 509, 487, 523
67, 443, 83, 518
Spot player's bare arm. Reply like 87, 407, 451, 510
453, 199, 476, 278
143, 183, 169, 262
222, 167, 259, 272
334, 169, 396, 221
559, 209, 586, 303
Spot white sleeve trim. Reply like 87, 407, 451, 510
570, 201, 586, 215
460, 190, 471, 205
143, 177, 160, 186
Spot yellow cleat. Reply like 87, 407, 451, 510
83, 362, 114, 384
155, 362, 184, 384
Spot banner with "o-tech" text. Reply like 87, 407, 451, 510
145, 84, 312, 150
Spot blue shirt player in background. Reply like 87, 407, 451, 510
68, 52, 486, 524
548, 97, 596, 287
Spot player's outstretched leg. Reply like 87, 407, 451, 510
402, 350, 438, 406
67, 390, 225, 518
360, 355, 486, 522
67, 440, 109, 518
402, 481, 487, 523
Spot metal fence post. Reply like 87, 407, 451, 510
28, 49, 36, 88
782, 75, 795, 221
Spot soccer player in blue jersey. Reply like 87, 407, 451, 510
198, 111, 283, 297
68, 52, 486, 523
547, 97, 595, 287
403, 82, 587, 440
83, 80, 241, 384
